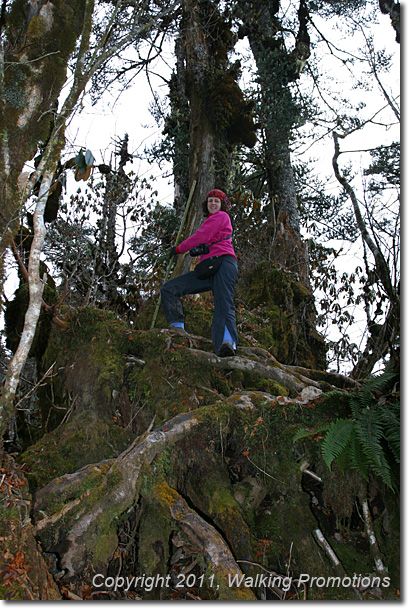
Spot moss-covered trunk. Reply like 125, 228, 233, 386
0, 0, 86, 265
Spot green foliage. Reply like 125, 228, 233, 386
364, 142, 400, 191
294, 364, 400, 490
292, 423, 329, 443
44, 155, 174, 310
127, 202, 180, 283
320, 417, 354, 468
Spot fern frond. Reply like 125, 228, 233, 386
356, 407, 385, 467
369, 447, 393, 490
354, 364, 397, 412
348, 428, 371, 481
355, 408, 396, 489
318, 365, 399, 490
364, 363, 397, 395
292, 424, 329, 444
321, 418, 355, 469
323, 389, 347, 401
378, 401, 400, 464
333, 440, 351, 474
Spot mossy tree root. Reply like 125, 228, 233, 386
187, 347, 325, 396
151, 483, 256, 600
33, 411, 202, 577
184, 465, 258, 570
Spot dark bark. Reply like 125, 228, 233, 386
175, 0, 217, 277
236, 0, 311, 289
174, 0, 258, 275
378, 0, 400, 43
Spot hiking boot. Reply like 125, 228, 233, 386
219, 341, 235, 357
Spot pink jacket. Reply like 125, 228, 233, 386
176, 210, 236, 261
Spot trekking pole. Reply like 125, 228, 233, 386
150, 180, 197, 330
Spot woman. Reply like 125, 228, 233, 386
161, 189, 238, 357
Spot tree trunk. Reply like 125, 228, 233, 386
0, 0, 87, 264
174, 0, 217, 275
238, 0, 311, 289
0, 171, 52, 437
0, 0, 151, 442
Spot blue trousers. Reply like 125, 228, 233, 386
161, 256, 238, 355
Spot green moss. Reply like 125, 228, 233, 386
254, 507, 279, 540
37, 469, 105, 521
331, 539, 373, 575
237, 261, 327, 369
19, 410, 130, 492
124, 328, 223, 428
3, 64, 30, 109
210, 372, 231, 396
38, 307, 130, 422
137, 496, 173, 598
0, 582, 27, 600
93, 527, 119, 567
241, 371, 289, 395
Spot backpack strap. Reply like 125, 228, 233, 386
209, 234, 232, 247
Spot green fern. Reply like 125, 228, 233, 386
294, 364, 400, 491
378, 401, 400, 463
292, 424, 329, 444
321, 365, 400, 491
348, 428, 371, 481
321, 418, 354, 468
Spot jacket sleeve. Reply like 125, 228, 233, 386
176, 212, 230, 254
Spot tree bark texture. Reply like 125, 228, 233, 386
175, 0, 258, 275
0, 172, 51, 436
0, 0, 87, 258
0, 0, 154, 441
174, 0, 217, 275
237, 0, 311, 288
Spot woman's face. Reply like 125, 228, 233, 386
207, 197, 222, 214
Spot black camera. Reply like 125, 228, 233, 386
189, 243, 210, 257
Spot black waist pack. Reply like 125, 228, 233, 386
194, 256, 224, 280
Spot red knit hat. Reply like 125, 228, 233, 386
207, 189, 231, 209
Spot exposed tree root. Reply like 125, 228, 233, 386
361, 498, 389, 575
34, 411, 202, 577
151, 483, 256, 600
187, 348, 314, 396
31, 391, 323, 596
23, 323, 396, 600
